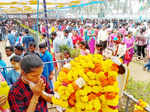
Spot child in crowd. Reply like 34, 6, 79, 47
63, 50, 71, 64
39, 43, 54, 90
24, 42, 39, 57
14, 45, 24, 58
95, 43, 103, 55
79, 41, 90, 56
6, 55, 21, 87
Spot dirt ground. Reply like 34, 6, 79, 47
129, 62, 150, 81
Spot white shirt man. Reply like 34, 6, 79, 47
97, 28, 109, 42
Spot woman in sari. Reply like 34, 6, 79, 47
88, 27, 96, 54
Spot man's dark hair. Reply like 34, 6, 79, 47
20, 55, 43, 73
51, 32, 57, 36
24, 29, 29, 34
42, 33, 47, 37
29, 42, 36, 48
8, 30, 11, 33
80, 41, 89, 49
19, 33, 22, 36
39, 43, 47, 49
5, 46, 14, 52
15, 45, 24, 51
96, 43, 103, 48
10, 55, 21, 62
64, 29, 69, 34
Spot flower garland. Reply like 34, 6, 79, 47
134, 99, 148, 112
52, 54, 119, 112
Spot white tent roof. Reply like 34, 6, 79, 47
0, 0, 91, 14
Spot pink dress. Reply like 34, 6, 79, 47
88, 30, 95, 54
123, 37, 135, 64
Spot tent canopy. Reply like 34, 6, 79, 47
0, 0, 93, 14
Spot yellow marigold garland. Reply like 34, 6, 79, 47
134, 99, 148, 112
52, 54, 120, 112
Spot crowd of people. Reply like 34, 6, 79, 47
0, 19, 150, 112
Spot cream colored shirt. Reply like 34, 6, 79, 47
97, 29, 108, 42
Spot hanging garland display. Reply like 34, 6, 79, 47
52, 54, 120, 112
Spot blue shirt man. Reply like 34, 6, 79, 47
22, 29, 34, 49
8, 31, 16, 47
39, 43, 54, 89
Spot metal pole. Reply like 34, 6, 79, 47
43, 0, 51, 51
36, 0, 40, 45
125, 97, 129, 112
81, 1, 84, 24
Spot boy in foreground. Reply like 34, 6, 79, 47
8, 55, 53, 112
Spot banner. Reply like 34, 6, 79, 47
33, 0, 105, 15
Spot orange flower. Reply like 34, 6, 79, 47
99, 109, 103, 112
93, 63, 103, 73
108, 76, 116, 85
104, 92, 117, 100
88, 93, 97, 101
96, 92, 103, 97
62, 79, 72, 86
104, 72, 108, 77
72, 82, 79, 91
99, 76, 108, 87
61, 68, 70, 74
95, 63, 101, 67
111, 64, 119, 72
68, 92, 76, 107
134, 110, 144, 112
84, 68, 90, 73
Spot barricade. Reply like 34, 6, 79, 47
1, 59, 150, 111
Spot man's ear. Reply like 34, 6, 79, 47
21, 70, 25, 76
